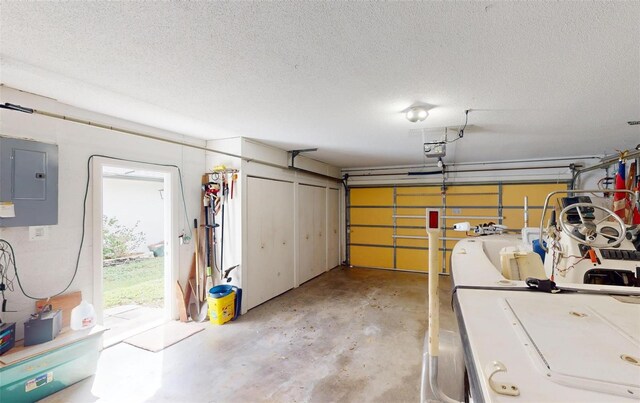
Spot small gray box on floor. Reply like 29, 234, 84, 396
0, 137, 58, 227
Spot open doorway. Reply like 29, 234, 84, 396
92, 158, 177, 347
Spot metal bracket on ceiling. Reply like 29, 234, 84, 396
289, 148, 318, 169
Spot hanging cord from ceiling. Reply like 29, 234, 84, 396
444, 109, 470, 144
0, 154, 192, 303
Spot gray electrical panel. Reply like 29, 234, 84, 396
0, 137, 58, 227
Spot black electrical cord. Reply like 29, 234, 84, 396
445, 109, 470, 144
89, 154, 193, 240
0, 155, 94, 300
0, 238, 53, 300
2, 153, 193, 301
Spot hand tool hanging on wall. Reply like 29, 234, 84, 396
205, 194, 215, 295
202, 181, 220, 288
194, 219, 201, 303
189, 219, 207, 322
231, 173, 237, 199
202, 182, 217, 269
208, 167, 239, 281
220, 172, 229, 280
224, 264, 239, 283
203, 191, 211, 283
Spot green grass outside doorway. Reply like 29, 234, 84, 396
103, 257, 164, 308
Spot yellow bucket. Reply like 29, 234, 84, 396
207, 288, 235, 325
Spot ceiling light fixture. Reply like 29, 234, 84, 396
406, 106, 429, 123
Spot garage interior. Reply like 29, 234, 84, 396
0, 2, 639, 402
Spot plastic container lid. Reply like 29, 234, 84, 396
209, 284, 234, 299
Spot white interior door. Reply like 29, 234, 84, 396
297, 184, 314, 284
246, 177, 294, 310
312, 186, 327, 277
298, 184, 326, 284
327, 188, 340, 270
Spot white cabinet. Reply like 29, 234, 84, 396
246, 177, 295, 310
297, 184, 327, 284
327, 188, 340, 269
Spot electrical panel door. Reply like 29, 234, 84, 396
0, 137, 59, 227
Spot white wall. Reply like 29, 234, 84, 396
103, 177, 165, 253
0, 87, 206, 337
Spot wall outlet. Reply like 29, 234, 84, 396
29, 226, 49, 241
452, 208, 462, 214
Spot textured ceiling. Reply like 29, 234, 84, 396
1, 2, 639, 168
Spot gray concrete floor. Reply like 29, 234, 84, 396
43, 266, 455, 403
103, 305, 164, 347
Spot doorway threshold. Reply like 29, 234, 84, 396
103, 305, 165, 348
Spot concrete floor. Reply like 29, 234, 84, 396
103, 305, 164, 347
43, 266, 455, 403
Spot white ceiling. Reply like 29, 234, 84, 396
1, 2, 639, 168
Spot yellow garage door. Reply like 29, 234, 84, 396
348, 182, 568, 273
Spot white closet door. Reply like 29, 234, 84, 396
298, 184, 327, 284
327, 188, 340, 270
297, 184, 315, 284
246, 177, 294, 310
312, 186, 327, 278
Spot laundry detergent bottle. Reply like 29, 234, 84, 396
70, 300, 97, 330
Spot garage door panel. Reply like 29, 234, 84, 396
445, 195, 499, 207
397, 249, 427, 272
350, 227, 393, 246
445, 207, 502, 221
350, 208, 393, 225
502, 183, 567, 229
348, 182, 568, 273
396, 199, 441, 207
396, 227, 428, 247
395, 219, 426, 228
396, 238, 428, 248
446, 185, 499, 205
396, 248, 443, 272
503, 209, 545, 230
502, 183, 567, 207
395, 207, 427, 228
396, 186, 441, 207
397, 186, 440, 195
350, 187, 393, 206
350, 245, 393, 268
447, 184, 497, 194
397, 227, 428, 236
397, 207, 434, 213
